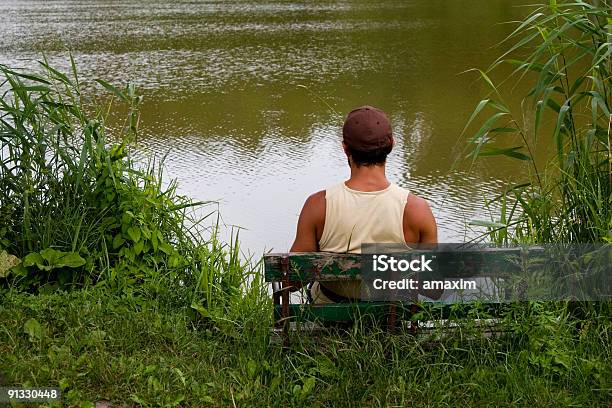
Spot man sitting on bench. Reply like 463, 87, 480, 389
290, 105, 439, 303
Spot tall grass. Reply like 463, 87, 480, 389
464, 0, 611, 244
0, 59, 267, 333
0, 57, 144, 275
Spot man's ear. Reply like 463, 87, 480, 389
342, 141, 352, 166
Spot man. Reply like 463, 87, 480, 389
290, 105, 439, 303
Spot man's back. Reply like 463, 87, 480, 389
290, 180, 437, 302
318, 182, 408, 253
290, 183, 437, 252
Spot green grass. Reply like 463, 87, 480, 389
1, 289, 610, 408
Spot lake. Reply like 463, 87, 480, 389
1, 0, 539, 256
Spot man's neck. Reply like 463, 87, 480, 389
345, 164, 390, 192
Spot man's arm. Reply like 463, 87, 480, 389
417, 199, 437, 244
404, 194, 441, 299
287, 191, 325, 290
290, 190, 326, 252
404, 193, 437, 244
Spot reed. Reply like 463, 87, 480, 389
464, 0, 611, 244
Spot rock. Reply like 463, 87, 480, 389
0, 250, 20, 278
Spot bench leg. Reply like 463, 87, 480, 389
273, 282, 281, 329
409, 304, 420, 335
387, 303, 397, 332
281, 256, 290, 347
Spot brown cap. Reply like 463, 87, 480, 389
342, 105, 393, 151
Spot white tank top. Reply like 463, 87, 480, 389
319, 182, 409, 253
316, 182, 409, 300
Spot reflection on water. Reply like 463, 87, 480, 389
135, 119, 507, 253
1, 0, 537, 255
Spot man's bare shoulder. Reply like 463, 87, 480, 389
405, 193, 431, 215
403, 192, 436, 242
302, 190, 326, 218
296, 190, 326, 245
305, 190, 326, 204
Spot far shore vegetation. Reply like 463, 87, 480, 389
1, 1, 610, 407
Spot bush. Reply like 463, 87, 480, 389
0, 59, 263, 324
0, 58, 191, 293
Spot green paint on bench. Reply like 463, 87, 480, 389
274, 303, 406, 322
264, 252, 361, 282
273, 303, 507, 322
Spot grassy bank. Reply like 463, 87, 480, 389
1, 289, 610, 407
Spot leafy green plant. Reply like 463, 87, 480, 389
461, 3, 611, 392
464, 0, 611, 244
23, 248, 85, 272
0, 58, 272, 347
0, 58, 127, 287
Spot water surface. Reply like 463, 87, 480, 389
0, 0, 540, 255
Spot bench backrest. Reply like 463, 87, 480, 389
265, 252, 361, 282
264, 248, 538, 282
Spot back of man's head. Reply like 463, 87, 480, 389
342, 106, 393, 166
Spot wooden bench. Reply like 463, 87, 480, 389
263, 248, 540, 343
